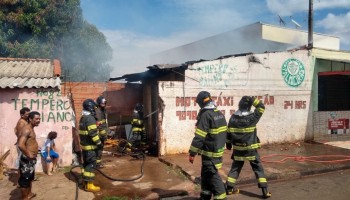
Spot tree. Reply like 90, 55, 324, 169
0, 0, 112, 82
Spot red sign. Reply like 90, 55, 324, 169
328, 119, 350, 130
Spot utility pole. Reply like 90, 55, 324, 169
308, 0, 313, 49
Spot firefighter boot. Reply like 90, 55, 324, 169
85, 182, 101, 192
262, 187, 272, 199
226, 185, 240, 195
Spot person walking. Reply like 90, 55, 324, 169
17, 111, 41, 200
225, 96, 271, 198
41, 131, 59, 175
95, 96, 108, 168
79, 99, 102, 192
188, 91, 228, 200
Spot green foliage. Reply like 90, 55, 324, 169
0, 0, 113, 81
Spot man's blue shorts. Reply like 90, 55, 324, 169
41, 150, 59, 163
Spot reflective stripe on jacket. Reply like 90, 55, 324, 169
95, 107, 108, 137
131, 112, 145, 133
189, 108, 228, 169
79, 114, 101, 150
227, 98, 265, 161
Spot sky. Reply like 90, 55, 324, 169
81, 0, 350, 78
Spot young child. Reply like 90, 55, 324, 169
41, 131, 59, 175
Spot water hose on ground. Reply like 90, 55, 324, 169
262, 154, 350, 163
69, 152, 146, 200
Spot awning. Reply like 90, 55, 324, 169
318, 71, 350, 76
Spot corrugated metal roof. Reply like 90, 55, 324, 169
0, 58, 61, 88
147, 64, 184, 70
0, 77, 61, 88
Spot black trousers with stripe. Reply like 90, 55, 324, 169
82, 150, 98, 181
226, 152, 268, 189
200, 157, 226, 200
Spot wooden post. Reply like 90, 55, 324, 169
0, 150, 10, 180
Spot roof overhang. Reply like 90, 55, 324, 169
318, 71, 350, 76
109, 64, 188, 83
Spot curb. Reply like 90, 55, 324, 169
158, 157, 199, 183
159, 156, 350, 186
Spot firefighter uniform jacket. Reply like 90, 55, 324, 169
131, 111, 146, 134
95, 107, 108, 140
189, 108, 227, 169
79, 114, 102, 151
227, 98, 265, 161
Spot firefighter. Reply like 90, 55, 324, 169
130, 103, 147, 147
79, 99, 102, 192
95, 96, 108, 168
189, 91, 227, 200
225, 96, 272, 198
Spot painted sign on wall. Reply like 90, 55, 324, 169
328, 118, 349, 134
12, 89, 73, 123
284, 100, 307, 109
281, 58, 305, 87
175, 95, 275, 120
192, 63, 237, 88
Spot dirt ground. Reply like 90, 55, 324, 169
0, 155, 199, 200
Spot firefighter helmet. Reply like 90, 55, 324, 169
83, 99, 96, 114
135, 103, 144, 112
96, 96, 106, 106
196, 91, 212, 108
238, 96, 253, 111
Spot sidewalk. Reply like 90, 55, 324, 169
159, 141, 350, 186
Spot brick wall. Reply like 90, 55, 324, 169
61, 82, 142, 126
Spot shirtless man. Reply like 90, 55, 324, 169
17, 111, 40, 200
15, 107, 31, 139
15, 107, 31, 167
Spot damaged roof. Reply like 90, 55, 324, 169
110, 46, 316, 83
0, 58, 61, 88
110, 63, 188, 82
109, 53, 254, 83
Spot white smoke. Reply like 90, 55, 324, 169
101, 0, 266, 77
83, 0, 350, 78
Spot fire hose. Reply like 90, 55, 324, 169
69, 151, 145, 200
262, 154, 350, 163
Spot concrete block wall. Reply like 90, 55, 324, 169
314, 111, 350, 138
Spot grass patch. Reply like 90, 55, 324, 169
165, 165, 188, 181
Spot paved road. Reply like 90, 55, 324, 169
228, 169, 350, 200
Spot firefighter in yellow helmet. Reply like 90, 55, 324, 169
189, 91, 228, 200
95, 96, 108, 168
225, 96, 271, 198
79, 99, 102, 192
